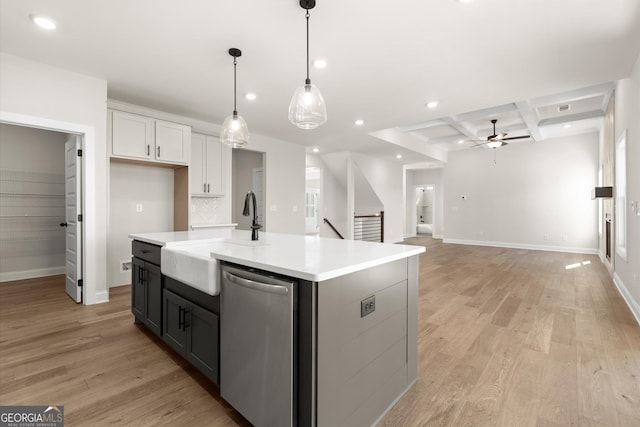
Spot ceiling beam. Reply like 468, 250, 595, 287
440, 117, 477, 139
529, 82, 615, 107
452, 103, 517, 122
515, 100, 543, 141
538, 109, 604, 127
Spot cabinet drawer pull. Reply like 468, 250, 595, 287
204, 183, 206, 193
183, 309, 191, 330
147, 144, 150, 156
157, 146, 161, 157
178, 306, 184, 329
207, 183, 210, 193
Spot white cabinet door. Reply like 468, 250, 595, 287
190, 133, 207, 196
190, 134, 225, 197
156, 120, 190, 165
111, 111, 154, 160
205, 136, 224, 196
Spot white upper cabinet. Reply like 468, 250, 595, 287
111, 111, 154, 160
191, 133, 225, 197
155, 120, 190, 164
110, 110, 190, 166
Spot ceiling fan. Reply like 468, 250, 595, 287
474, 119, 530, 148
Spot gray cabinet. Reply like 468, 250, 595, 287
163, 289, 219, 384
131, 241, 162, 336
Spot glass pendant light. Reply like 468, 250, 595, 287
288, 0, 327, 129
220, 48, 250, 147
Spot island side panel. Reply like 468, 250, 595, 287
316, 258, 412, 427
407, 254, 419, 383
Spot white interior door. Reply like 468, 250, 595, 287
64, 136, 83, 303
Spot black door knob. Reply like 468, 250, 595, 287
60, 222, 68, 227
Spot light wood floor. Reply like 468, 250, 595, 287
1, 238, 638, 426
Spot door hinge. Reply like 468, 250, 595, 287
78, 279, 83, 287
77, 214, 83, 222
77, 149, 83, 157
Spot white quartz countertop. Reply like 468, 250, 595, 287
130, 229, 425, 282
128, 225, 236, 246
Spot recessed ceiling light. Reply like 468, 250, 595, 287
426, 101, 439, 109
30, 14, 56, 30
396, 154, 402, 159
563, 123, 571, 128
354, 119, 364, 126
312, 147, 319, 153
458, 139, 464, 144
313, 58, 327, 69
245, 93, 257, 101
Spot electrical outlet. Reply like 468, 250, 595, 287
543, 234, 549, 241
562, 235, 568, 242
136, 203, 143, 213
361, 295, 375, 318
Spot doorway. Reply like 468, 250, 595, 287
305, 167, 321, 235
232, 149, 265, 231
413, 184, 435, 236
0, 123, 83, 302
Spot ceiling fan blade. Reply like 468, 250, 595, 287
502, 135, 530, 141
495, 132, 507, 140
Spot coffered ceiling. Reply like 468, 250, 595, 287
390, 81, 614, 152
1, 0, 639, 166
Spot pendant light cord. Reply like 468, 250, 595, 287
306, 9, 310, 84
233, 57, 238, 114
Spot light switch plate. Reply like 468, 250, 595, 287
361, 295, 375, 318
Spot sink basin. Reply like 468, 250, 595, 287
220, 238, 271, 247
161, 244, 220, 296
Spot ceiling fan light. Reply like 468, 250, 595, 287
487, 140, 502, 149
289, 82, 327, 129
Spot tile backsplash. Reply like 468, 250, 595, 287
191, 197, 222, 226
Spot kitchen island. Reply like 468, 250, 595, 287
129, 229, 425, 427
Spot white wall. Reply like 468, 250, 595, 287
405, 168, 444, 238
0, 53, 108, 304
108, 163, 175, 287
443, 133, 599, 252
241, 134, 306, 235
353, 163, 384, 216
306, 154, 349, 239
352, 153, 405, 243
613, 53, 640, 323
0, 124, 67, 280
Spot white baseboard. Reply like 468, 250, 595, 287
432, 234, 443, 239
442, 238, 598, 255
613, 273, 640, 326
0, 266, 65, 283
94, 290, 110, 304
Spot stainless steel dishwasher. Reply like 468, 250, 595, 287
220, 263, 295, 427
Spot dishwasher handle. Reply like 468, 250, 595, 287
223, 270, 290, 295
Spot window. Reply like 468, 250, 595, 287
615, 130, 627, 260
